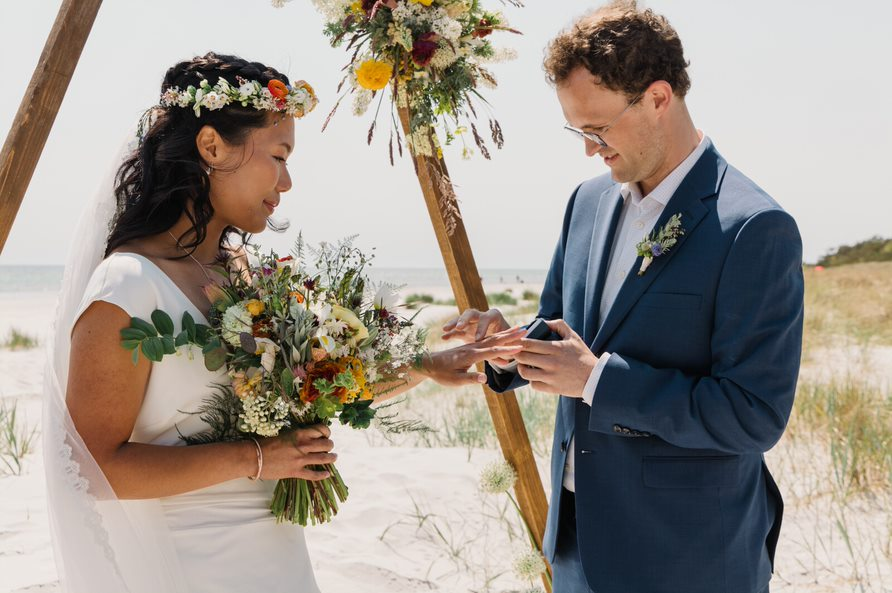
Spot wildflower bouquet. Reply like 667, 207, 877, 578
120, 237, 427, 525
294, 0, 522, 161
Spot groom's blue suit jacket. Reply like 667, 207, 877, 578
487, 140, 804, 593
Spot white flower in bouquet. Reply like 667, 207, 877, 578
479, 460, 518, 494
222, 304, 253, 347
432, 13, 463, 42
253, 337, 280, 374
372, 283, 400, 310
512, 549, 547, 581
430, 46, 460, 70
317, 334, 337, 353
311, 0, 352, 22
352, 89, 374, 116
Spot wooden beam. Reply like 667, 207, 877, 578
398, 107, 552, 589
0, 0, 103, 254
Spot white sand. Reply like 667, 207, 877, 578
1, 291, 889, 592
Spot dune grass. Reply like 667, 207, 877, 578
1, 328, 39, 350
0, 399, 39, 476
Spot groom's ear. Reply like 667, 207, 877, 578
648, 81, 674, 117
195, 125, 222, 166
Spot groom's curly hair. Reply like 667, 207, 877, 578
105, 52, 291, 258
544, 0, 691, 99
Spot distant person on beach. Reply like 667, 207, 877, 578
443, 2, 804, 592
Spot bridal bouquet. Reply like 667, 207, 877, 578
300, 0, 521, 160
120, 236, 427, 525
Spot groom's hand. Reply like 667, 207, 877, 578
514, 319, 598, 398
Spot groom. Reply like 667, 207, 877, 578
443, 3, 803, 593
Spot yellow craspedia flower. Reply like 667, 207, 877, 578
245, 299, 265, 317
410, 0, 434, 6
356, 60, 393, 91
350, 0, 364, 15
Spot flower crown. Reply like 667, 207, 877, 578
160, 76, 318, 118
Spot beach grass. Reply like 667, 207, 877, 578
1, 327, 39, 350
0, 399, 39, 476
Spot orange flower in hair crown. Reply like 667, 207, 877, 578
160, 75, 318, 118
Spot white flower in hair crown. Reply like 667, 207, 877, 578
160, 76, 318, 118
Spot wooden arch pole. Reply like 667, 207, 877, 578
0, 0, 103, 254
398, 108, 552, 588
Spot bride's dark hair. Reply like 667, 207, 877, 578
105, 51, 291, 258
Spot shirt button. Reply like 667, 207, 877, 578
617, 270, 626, 279
634, 220, 645, 230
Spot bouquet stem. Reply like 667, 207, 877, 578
270, 463, 348, 526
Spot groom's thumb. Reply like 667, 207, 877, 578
545, 318, 573, 339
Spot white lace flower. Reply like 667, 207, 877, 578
430, 46, 460, 70
311, 0, 353, 22
479, 460, 517, 494
512, 549, 547, 581
352, 89, 374, 116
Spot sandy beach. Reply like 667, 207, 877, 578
1, 285, 889, 593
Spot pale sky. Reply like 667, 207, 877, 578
1, 0, 890, 268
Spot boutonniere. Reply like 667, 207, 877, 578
635, 213, 685, 276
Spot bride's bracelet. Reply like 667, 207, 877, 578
247, 437, 263, 481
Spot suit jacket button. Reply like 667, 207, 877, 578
613, 425, 622, 433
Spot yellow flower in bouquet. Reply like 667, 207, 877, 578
356, 60, 393, 91
410, 0, 434, 5
245, 299, 266, 317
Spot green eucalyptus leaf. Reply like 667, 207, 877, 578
131, 348, 140, 366
175, 331, 190, 348
204, 346, 227, 372
195, 324, 212, 347
151, 310, 175, 336
161, 335, 176, 355
120, 327, 147, 341
182, 312, 197, 341
121, 339, 142, 351
131, 317, 158, 337
141, 337, 165, 362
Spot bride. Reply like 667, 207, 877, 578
44, 51, 522, 593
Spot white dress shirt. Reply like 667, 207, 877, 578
562, 132, 709, 492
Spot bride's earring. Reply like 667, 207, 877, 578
205, 164, 213, 175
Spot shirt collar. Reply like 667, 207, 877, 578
621, 132, 709, 207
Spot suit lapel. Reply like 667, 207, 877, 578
582, 185, 624, 344
564, 185, 623, 437
590, 143, 727, 354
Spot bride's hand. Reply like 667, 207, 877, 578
421, 328, 526, 387
256, 424, 337, 481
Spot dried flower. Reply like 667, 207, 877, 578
479, 460, 517, 494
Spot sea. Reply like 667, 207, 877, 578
0, 266, 547, 295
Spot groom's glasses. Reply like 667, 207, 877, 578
563, 93, 643, 148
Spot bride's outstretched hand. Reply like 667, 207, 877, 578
421, 327, 526, 387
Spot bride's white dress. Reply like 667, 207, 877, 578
69, 251, 319, 593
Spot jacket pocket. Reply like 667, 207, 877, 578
643, 455, 741, 489
638, 292, 702, 310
